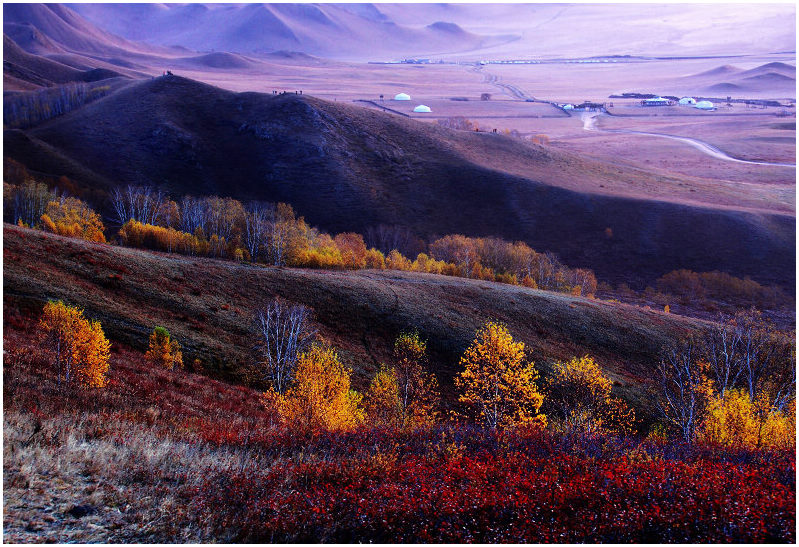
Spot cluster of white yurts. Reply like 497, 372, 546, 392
680, 97, 715, 110
393, 92, 432, 113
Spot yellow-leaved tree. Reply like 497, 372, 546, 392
364, 365, 403, 429
364, 332, 440, 430
455, 321, 545, 429
39, 300, 111, 387
40, 196, 106, 243
145, 326, 183, 370
547, 356, 636, 435
393, 331, 439, 428
280, 343, 364, 432
698, 389, 795, 450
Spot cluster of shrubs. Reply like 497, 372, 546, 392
608, 268, 790, 314
655, 268, 787, 309
196, 442, 794, 542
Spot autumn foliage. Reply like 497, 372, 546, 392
276, 343, 364, 432
365, 332, 439, 430
364, 365, 404, 429
5, 303, 796, 543
657, 311, 795, 447
546, 356, 636, 435
38, 300, 111, 387
197, 443, 795, 543
393, 332, 439, 428
455, 322, 545, 429
40, 197, 106, 243
698, 389, 794, 450
146, 326, 183, 370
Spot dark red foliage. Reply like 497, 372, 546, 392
194, 448, 795, 543
4, 316, 795, 544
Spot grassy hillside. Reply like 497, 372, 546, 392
4, 76, 794, 290
4, 224, 708, 419
5, 315, 793, 543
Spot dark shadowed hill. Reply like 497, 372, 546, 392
3, 76, 795, 290
3, 224, 708, 419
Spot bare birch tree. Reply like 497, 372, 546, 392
178, 196, 201, 235
702, 316, 743, 397
255, 299, 316, 393
111, 185, 165, 226
13, 181, 55, 227
243, 202, 273, 263
657, 336, 706, 442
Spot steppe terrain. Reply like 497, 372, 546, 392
3, 4, 796, 543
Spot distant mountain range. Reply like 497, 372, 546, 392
65, 3, 795, 60
63, 3, 517, 60
682, 62, 796, 95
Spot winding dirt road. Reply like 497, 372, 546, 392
582, 113, 795, 168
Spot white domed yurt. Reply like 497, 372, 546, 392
394, 92, 411, 101
678, 97, 696, 105
413, 104, 432, 113
563, 104, 575, 110
695, 100, 714, 110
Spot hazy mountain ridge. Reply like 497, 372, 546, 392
67, 3, 795, 60
66, 3, 517, 60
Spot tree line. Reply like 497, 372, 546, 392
5, 178, 789, 309
4, 83, 110, 129
5, 181, 599, 297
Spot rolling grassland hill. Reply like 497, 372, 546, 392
4, 75, 794, 291
3, 224, 708, 421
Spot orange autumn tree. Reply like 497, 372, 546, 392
39, 300, 111, 387
364, 332, 440, 430
280, 343, 364, 432
364, 365, 404, 429
698, 389, 795, 450
393, 331, 439, 428
546, 356, 636, 435
455, 322, 545, 430
146, 326, 183, 370
40, 196, 106, 243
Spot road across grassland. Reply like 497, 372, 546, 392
582, 113, 796, 167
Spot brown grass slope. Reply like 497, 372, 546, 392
3, 34, 132, 91
3, 76, 795, 291
4, 224, 708, 419
3, 33, 81, 88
